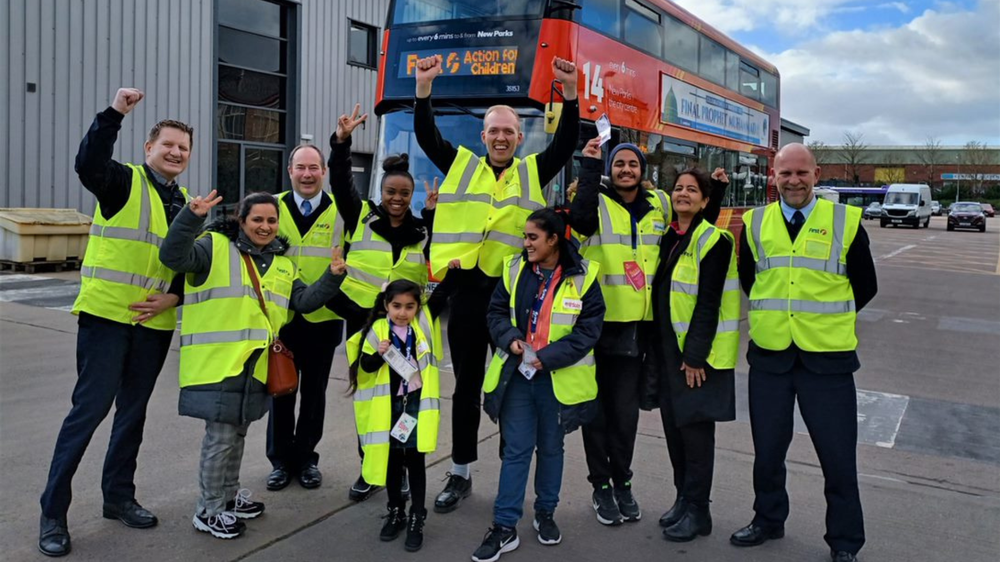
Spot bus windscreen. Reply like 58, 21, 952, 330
392, 0, 545, 24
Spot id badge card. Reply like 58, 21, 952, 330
623, 260, 646, 291
390, 413, 418, 443
383, 345, 418, 383
519, 343, 538, 380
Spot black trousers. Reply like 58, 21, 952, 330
446, 269, 499, 465
749, 364, 866, 555
387, 448, 427, 514
658, 382, 716, 503
581, 352, 642, 488
40, 312, 173, 518
266, 315, 343, 469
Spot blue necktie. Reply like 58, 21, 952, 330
791, 210, 805, 227
301, 200, 313, 217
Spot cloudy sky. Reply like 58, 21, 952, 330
671, 0, 1000, 147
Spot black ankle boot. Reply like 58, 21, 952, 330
404, 510, 426, 552
658, 496, 688, 527
662, 502, 712, 542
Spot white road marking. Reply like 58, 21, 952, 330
876, 244, 916, 261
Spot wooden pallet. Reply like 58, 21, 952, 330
0, 258, 82, 274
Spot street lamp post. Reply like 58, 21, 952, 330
956, 154, 961, 204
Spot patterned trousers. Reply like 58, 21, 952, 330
196, 420, 250, 518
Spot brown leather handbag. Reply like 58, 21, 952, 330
241, 253, 298, 396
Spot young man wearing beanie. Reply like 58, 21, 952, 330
571, 138, 672, 526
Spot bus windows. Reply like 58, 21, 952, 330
392, 0, 545, 24
581, 0, 622, 38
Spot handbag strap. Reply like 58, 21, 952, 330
240, 252, 269, 317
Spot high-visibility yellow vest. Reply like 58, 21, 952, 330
430, 147, 545, 279
178, 232, 295, 387
579, 190, 671, 322
278, 191, 343, 322
73, 163, 189, 331
743, 199, 861, 352
341, 201, 428, 309
483, 255, 599, 405
668, 219, 741, 369
346, 312, 441, 486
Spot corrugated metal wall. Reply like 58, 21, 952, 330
1, 0, 391, 214
298, 0, 388, 160
1, 0, 215, 215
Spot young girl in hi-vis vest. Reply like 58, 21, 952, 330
347, 280, 445, 552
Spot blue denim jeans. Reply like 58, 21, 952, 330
493, 371, 564, 528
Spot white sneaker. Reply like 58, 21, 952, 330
227, 488, 265, 519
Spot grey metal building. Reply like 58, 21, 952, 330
2, 0, 390, 215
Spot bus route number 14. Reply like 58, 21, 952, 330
582, 61, 605, 103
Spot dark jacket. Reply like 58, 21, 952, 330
159, 206, 346, 425
642, 214, 736, 425
738, 205, 878, 374
484, 244, 605, 434
76, 106, 187, 297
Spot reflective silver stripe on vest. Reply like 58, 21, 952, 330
79, 265, 169, 293
269, 293, 290, 310
366, 329, 382, 350
350, 240, 394, 253
506, 256, 522, 322
493, 196, 543, 210
90, 170, 164, 246
185, 285, 258, 305
404, 253, 425, 265
751, 204, 849, 277
347, 264, 387, 287
452, 154, 481, 197
583, 195, 661, 248
570, 354, 596, 367
484, 230, 523, 248
354, 383, 392, 402
359, 431, 390, 446
671, 281, 699, 295
749, 206, 768, 261
332, 212, 345, 246
749, 299, 856, 314
294, 246, 333, 259
695, 227, 715, 258
434, 232, 485, 244
437, 192, 493, 205
420, 397, 440, 411
180, 328, 270, 346
601, 274, 654, 286
653, 190, 670, 219
672, 319, 741, 334
417, 353, 438, 370
551, 312, 578, 326
640, 234, 661, 245
417, 311, 434, 345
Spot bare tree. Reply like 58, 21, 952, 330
962, 141, 994, 196
840, 132, 868, 184
808, 141, 831, 164
915, 136, 943, 190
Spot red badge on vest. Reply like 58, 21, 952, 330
623, 261, 645, 291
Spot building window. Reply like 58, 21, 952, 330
348, 20, 378, 69
216, 0, 295, 210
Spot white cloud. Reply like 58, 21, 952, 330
770, 1, 1000, 144
674, 0, 1000, 145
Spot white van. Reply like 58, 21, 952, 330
880, 183, 932, 228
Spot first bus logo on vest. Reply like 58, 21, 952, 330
808, 228, 828, 236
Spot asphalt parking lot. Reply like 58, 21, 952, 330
1, 214, 998, 562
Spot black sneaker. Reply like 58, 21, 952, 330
380, 506, 407, 542
226, 488, 265, 519
471, 524, 519, 562
592, 485, 623, 526
401, 471, 411, 502
404, 510, 426, 552
192, 512, 245, 539
434, 473, 472, 513
614, 483, 641, 522
349, 474, 381, 502
532, 511, 562, 545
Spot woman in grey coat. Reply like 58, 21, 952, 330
160, 191, 346, 539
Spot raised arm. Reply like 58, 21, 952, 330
159, 191, 224, 275
569, 137, 603, 237
535, 58, 580, 186
329, 104, 368, 234
413, 55, 458, 173
75, 88, 146, 219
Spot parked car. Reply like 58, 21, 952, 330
863, 202, 882, 220
947, 202, 987, 232
931, 200, 942, 216
982, 203, 996, 218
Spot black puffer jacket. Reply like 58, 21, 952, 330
483, 245, 605, 434
159, 207, 346, 425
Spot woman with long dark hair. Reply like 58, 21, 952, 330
471, 208, 605, 562
644, 168, 740, 543
159, 191, 346, 540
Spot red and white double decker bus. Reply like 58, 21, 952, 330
373, 0, 780, 229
